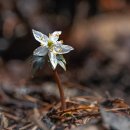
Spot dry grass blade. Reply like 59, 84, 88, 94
3, 112, 20, 121
29, 108, 49, 130
19, 123, 34, 130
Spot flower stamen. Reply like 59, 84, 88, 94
48, 40, 53, 47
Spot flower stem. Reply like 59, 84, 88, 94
53, 69, 66, 111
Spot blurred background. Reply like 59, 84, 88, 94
1, 0, 130, 104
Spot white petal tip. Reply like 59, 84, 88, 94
52, 64, 57, 70
71, 47, 74, 50
32, 29, 36, 34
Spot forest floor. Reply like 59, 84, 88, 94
0, 60, 130, 130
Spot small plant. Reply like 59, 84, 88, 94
32, 30, 74, 111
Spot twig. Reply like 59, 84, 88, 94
19, 123, 34, 130
3, 112, 20, 121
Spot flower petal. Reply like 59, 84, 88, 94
58, 61, 66, 71
32, 29, 48, 46
53, 44, 74, 54
33, 46, 48, 56
57, 40, 63, 44
57, 55, 66, 64
48, 51, 58, 69
49, 31, 62, 42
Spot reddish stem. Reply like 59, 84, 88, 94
53, 69, 66, 111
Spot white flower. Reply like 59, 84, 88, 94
32, 29, 74, 70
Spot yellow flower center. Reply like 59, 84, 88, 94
48, 40, 53, 47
